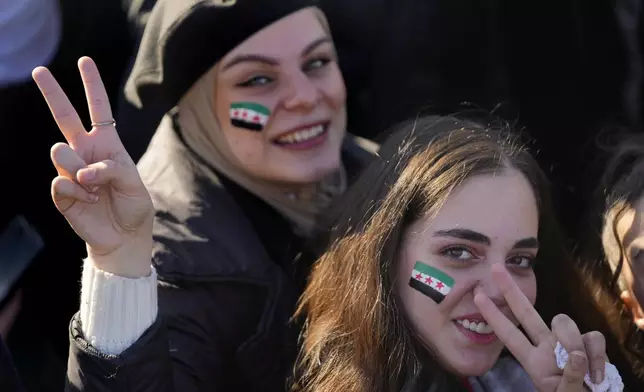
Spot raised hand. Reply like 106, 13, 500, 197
475, 264, 608, 392
32, 57, 154, 277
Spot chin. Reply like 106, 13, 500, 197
290, 167, 338, 184
447, 347, 503, 377
292, 156, 343, 183
453, 360, 497, 377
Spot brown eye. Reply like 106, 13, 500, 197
506, 255, 535, 269
441, 246, 475, 261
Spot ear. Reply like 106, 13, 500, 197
620, 291, 644, 329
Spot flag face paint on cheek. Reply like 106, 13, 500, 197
229, 102, 271, 131
409, 261, 455, 304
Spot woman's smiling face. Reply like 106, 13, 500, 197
214, 8, 347, 184
396, 169, 539, 376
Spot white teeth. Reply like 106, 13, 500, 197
277, 124, 325, 144
456, 319, 494, 335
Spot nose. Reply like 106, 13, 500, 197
283, 70, 320, 111
475, 268, 507, 309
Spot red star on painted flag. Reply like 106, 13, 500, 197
435, 282, 444, 290
242, 111, 248, 118
253, 115, 260, 123
415, 273, 422, 280
233, 110, 239, 117
424, 277, 433, 284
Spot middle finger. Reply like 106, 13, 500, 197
78, 57, 114, 126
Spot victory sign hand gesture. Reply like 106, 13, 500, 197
32, 57, 153, 277
475, 264, 611, 392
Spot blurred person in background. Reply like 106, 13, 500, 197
580, 133, 644, 385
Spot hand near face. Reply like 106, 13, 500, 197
32, 57, 154, 277
475, 264, 609, 392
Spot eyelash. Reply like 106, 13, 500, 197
439, 245, 536, 269
235, 57, 332, 88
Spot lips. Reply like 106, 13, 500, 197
273, 122, 329, 145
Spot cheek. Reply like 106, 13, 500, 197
632, 267, 644, 306
320, 67, 346, 108
221, 127, 266, 162
518, 272, 538, 305
396, 274, 443, 341
631, 262, 644, 286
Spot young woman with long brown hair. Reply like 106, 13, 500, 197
294, 115, 622, 391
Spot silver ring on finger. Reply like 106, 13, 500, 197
92, 119, 115, 127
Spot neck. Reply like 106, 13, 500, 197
282, 182, 318, 201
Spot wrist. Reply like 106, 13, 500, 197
87, 235, 153, 278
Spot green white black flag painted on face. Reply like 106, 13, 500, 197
230, 102, 271, 131
409, 261, 454, 304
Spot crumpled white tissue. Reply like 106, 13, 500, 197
554, 341, 624, 392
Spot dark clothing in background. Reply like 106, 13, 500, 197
0, 338, 23, 392
322, 0, 509, 141
322, 0, 628, 238
0, 1, 134, 391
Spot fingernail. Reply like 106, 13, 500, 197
570, 351, 587, 369
594, 369, 604, 384
88, 194, 99, 203
89, 186, 98, 192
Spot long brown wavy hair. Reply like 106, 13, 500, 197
582, 132, 644, 380
293, 115, 602, 391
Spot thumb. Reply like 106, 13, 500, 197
557, 350, 588, 391
76, 157, 142, 193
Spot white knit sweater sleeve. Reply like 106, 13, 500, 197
79, 258, 159, 355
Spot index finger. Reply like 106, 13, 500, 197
438, 277, 479, 310
474, 291, 534, 365
77, 57, 114, 126
32, 67, 87, 143
491, 264, 551, 345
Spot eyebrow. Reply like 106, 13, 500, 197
221, 36, 332, 71
433, 228, 539, 249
